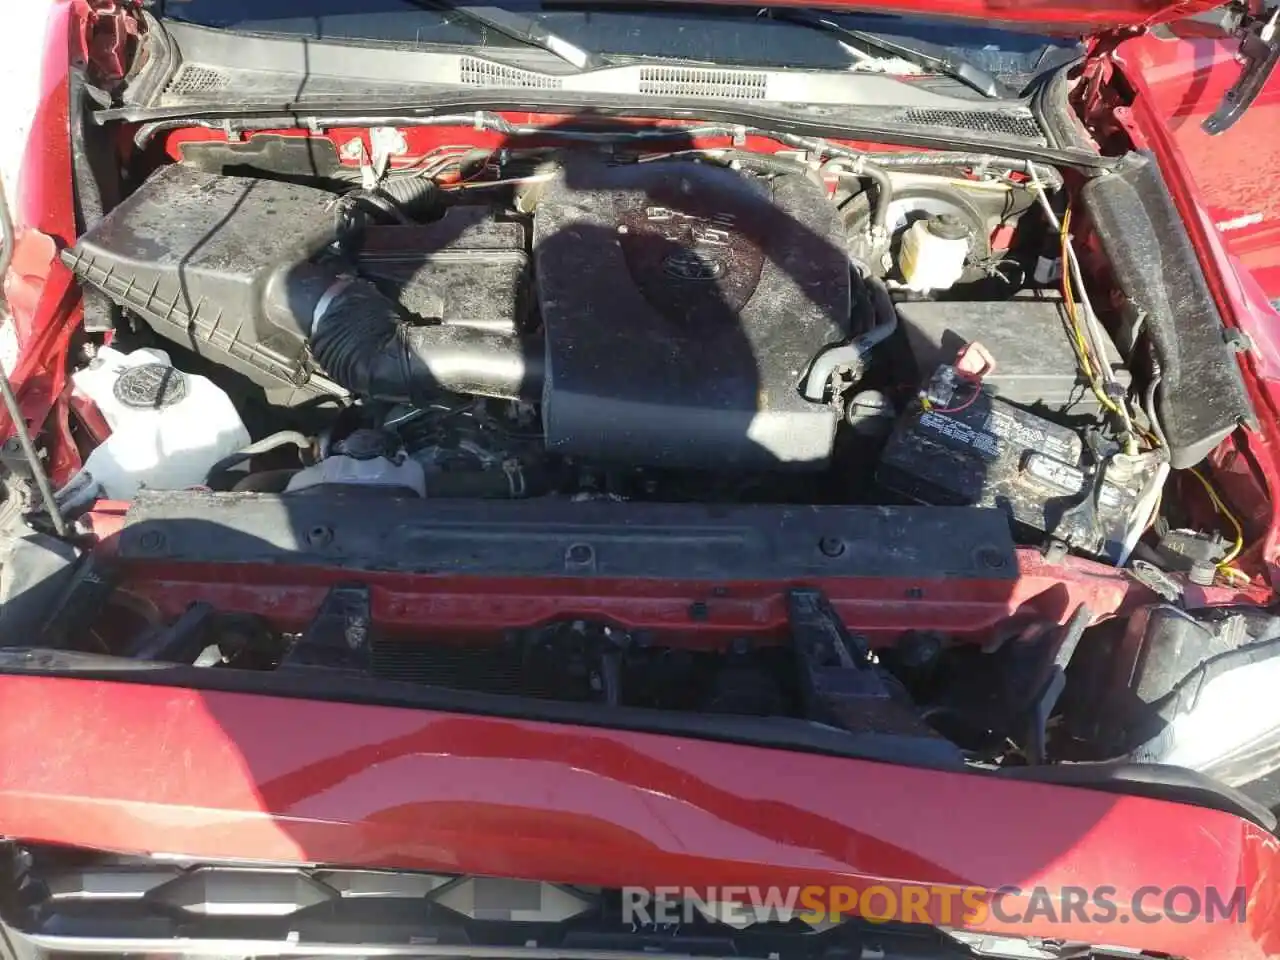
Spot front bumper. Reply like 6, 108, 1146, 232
0, 673, 1275, 960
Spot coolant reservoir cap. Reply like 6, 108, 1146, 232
113, 363, 188, 410
926, 214, 970, 241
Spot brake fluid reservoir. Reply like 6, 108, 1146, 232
69, 346, 250, 499
899, 214, 971, 291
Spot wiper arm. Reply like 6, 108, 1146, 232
760, 8, 1010, 99
401, 0, 600, 70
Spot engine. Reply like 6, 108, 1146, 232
65, 159, 857, 473
47, 131, 1271, 795
60, 144, 1248, 565
532, 159, 850, 468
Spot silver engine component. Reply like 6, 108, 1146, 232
286, 429, 426, 497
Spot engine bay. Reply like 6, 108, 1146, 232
60, 133, 1234, 567
21, 117, 1278, 793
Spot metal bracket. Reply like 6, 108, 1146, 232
1203, 4, 1280, 134
788, 588, 885, 728
786, 588, 959, 764
1224, 327, 1254, 354
1023, 603, 1092, 764
281, 584, 374, 673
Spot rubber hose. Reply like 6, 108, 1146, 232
373, 177, 439, 216
343, 190, 412, 224
727, 151, 824, 188
334, 175, 439, 219
855, 274, 899, 351
866, 152, 1064, 191
205, 430, 314, 484
802, 274, 898, 402
237, 431, 313, 458
851, 165, 894, 235
303, 277, 544, 403
820, 158, 893, 237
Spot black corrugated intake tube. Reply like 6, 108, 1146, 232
373, 176, 440, 214
332, 177, 441, 227
269, 265, 544, 403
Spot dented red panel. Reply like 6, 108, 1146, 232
0, 674, 1276, 960
1117, 29, 1280, 305
0, 16, 1274, 960
70, 0, 140, 90
0, 0, 88, 477
17, 0, 77, 246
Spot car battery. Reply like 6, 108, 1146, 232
877, 368, 1160, 560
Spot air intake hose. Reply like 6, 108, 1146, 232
270, 266, 544, 402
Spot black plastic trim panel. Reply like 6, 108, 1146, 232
1001, 762, 1276, 832
106, 94, 1107, 169
115, 492, 1019, 580
1081, 152, 1255, 468
1032, 65, 1096, 153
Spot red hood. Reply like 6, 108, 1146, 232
665, 0, 1221, 32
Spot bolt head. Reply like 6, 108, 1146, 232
818, 537, 846, 558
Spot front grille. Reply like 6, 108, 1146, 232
164, 64, 232, 96
2, 845, 893, 949
10, 849, 595, 925
459, 56, 562, 89
638, 66, 768, 100
901, 108, 1042, 140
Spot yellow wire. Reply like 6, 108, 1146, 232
1145, 489, 1163, 533
1187, 467, 1245, 567
1059, 210, 1126, 425
1118, 370, 1248, 583
1060, 211, 1095, 381
1131, 424, 1246, 582
1049, 204, 1247, 583
1184, 467, 1250, 584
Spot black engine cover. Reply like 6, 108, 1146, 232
533, 160, 850, 469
